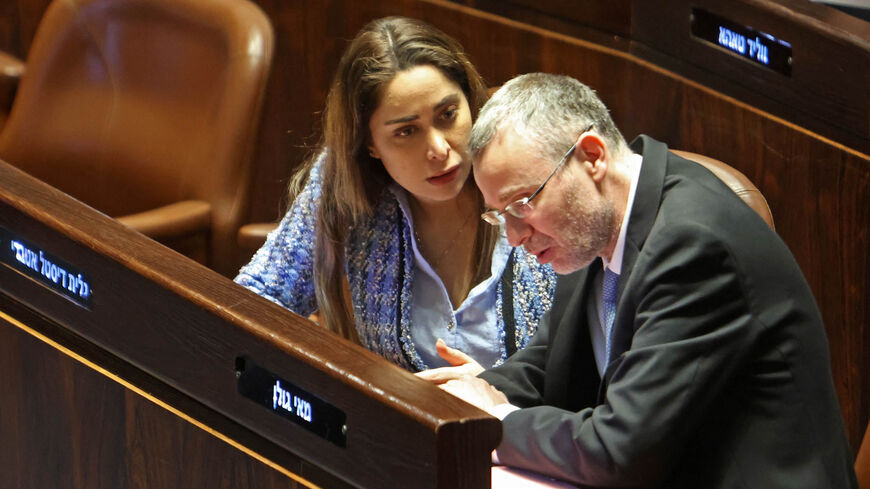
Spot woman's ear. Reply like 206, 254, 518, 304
367, 145, 381, 159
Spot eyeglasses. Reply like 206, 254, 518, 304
481, 124, 594, 226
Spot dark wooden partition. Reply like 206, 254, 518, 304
631, 0, 870, 157
1, 0, 868, 459
0, 159, 500, 488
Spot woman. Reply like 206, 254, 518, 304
235, 16, 555, 371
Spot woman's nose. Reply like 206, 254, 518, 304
427, 130, 449, 161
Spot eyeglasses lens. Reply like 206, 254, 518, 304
481, 211, 503, 225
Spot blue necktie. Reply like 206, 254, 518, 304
602, 268, 619, 363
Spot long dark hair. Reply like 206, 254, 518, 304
289, 16, 490, 341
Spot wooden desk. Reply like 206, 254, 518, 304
0, 159, 500, 488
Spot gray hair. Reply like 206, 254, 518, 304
469, 73, 628, 163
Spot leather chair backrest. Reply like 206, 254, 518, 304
0, 0, 273, 275
672, 149, 775, 230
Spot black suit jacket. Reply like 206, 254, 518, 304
481, 136, 857, 488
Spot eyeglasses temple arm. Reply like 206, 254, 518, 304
526, 144, 576, 203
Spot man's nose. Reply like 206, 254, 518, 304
505, 217, 532, 247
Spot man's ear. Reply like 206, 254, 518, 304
576, 132, 607, 183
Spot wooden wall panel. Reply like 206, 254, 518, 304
0, 315, 303, 489
446, 0, 632, 49
0, 0, 48, 60
632, 0, 870, 157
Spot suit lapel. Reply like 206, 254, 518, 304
621, 135, 668, 284
601, 135, 669, 388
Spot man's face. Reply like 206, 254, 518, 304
474, 128, 613, 274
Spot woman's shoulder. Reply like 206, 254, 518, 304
306, 148, 328, 181
285, 148, 331, 205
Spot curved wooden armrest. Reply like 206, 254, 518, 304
237, 222, 277, 251
116, 200, 211, 239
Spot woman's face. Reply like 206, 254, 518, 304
367, 64, 473, 206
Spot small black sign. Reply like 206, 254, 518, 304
236, 357, 347, 447
0, 227, 93, 308
691, 8, 793, 76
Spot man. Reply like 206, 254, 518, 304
420, 73, 857, 488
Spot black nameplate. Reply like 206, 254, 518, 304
0, 227, 93, 309
236, 357, 347, 447
691, 8, 793, 76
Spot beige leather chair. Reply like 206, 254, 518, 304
237, 149, 775, 260
0, 0, 274, 276
672, 150, 775, 229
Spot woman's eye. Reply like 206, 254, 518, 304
394, 126, 417, 138
440, 106, 458, 122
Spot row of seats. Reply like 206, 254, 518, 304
0, 1, 866, 484
0, 0, 273, 276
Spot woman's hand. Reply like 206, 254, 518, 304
415, 338, 485, 384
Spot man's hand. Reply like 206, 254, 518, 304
415, 338, 484, 384
439, 375, 509, 415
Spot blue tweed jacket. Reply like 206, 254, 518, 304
236, 155, 556, 371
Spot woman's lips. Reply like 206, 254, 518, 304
427, 166, 460, 185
